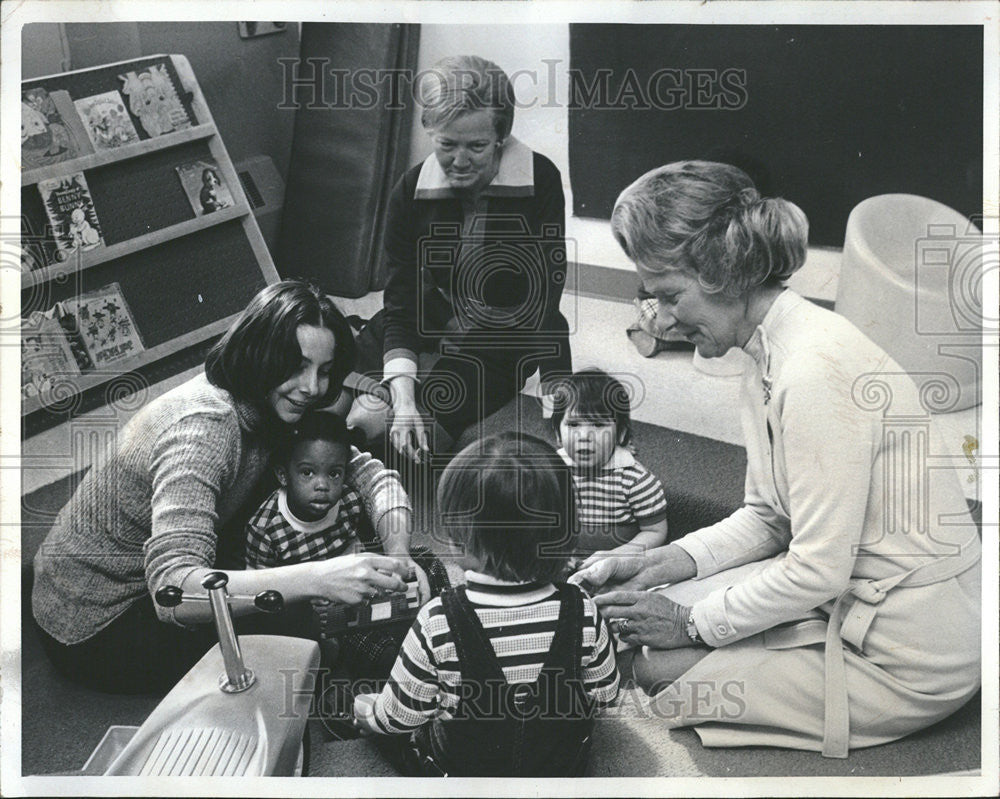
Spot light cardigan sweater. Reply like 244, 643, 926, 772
32, 373, 411, 645
658, 290, 980, 754
675, 290, 979, 645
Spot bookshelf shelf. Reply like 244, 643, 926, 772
21, 124, 216, 187
21, 315, 237, 416
20, 54, 279, 417
22, 203, 250, 290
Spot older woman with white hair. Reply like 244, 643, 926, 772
572, 161, 981, 757
350, 55, 571, 462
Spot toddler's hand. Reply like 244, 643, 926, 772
568, 551, 618, 593
569, 549, 647, 595
352, 692, 380, 736
401, 558, 432, 606
567, 565, 601, 594
577, 544, 645, 573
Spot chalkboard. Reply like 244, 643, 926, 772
568, 25, 983, 246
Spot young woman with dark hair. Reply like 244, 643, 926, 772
32, 280, 414, 693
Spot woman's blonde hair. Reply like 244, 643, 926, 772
418, 55, 515, 140
611, 161, 808, 296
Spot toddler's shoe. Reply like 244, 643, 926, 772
316, 677, 360, 742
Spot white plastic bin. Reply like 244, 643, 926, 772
835, 194, 983, 412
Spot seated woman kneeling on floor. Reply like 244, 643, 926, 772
572, 161, 981, 758
30, 280, 423, 694
348, 54, 573, 464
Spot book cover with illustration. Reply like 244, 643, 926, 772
175, 159, 235, 215
21, 309, 82, 401
37, 172, 104, 258
119, 63, 194, 137
22, 87, 93, 170
60, 283, 144, 368
74, 90, 140, 151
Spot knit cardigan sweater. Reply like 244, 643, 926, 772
674, 290, 979, 647
32, 373, 411, 645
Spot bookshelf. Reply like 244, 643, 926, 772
20, 54, 279, 417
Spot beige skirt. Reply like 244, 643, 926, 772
639, 556, 981, 754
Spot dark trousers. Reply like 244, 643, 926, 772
34, 591, 317, 695
353, 308, 572, 444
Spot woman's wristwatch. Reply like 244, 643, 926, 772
685, 608, 702, 645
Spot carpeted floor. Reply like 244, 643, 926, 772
309, 686, 982, 778
16, 397, 982, 778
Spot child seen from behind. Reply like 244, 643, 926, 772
353, 432, 620, 776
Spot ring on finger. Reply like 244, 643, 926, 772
619, 618, 631, 636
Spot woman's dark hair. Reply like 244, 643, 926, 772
611, 160, 808, 297
275, 410, 355, 465
550, 368, 632, 448
437, 432, 578, 583
205, 280, 356, 410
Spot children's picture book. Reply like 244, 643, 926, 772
37, 172, 104, 259
119, 63, 194, 137
21, 309, 82, 401
175, 158, 235, 215
54, 303, 96, 373
74, 90, 140, 151
59, 283, 144, 368
21, 87, 93, 170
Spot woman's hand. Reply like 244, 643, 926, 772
389, 407, 430, 464
594, 591, 694, 650
174, 554, 409, 625
388, 376, 430, 464
310, 552, 408, 605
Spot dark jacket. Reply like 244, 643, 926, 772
381, 149, 569, 365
